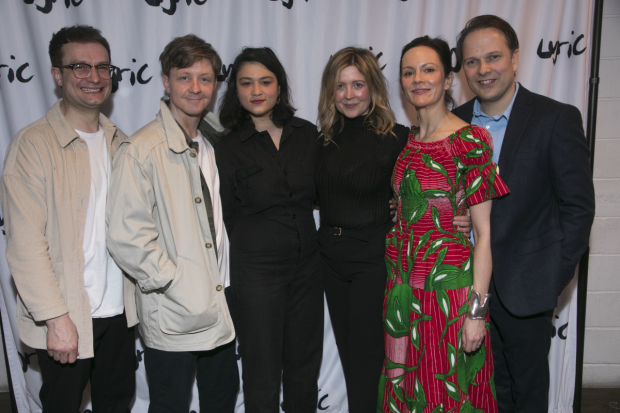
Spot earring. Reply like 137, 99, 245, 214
277, 97, 281, 104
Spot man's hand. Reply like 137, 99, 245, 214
453, 210, 472, 238
45, 313, 79, 364
461, 317, 486, 353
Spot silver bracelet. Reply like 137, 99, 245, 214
466, 290, 491, 320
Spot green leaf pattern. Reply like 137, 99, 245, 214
381, 127, 498, 412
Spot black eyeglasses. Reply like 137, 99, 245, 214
57, 63, 117, 79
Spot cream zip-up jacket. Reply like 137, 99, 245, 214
0, 99, 138, 359
106, 99, 234, 351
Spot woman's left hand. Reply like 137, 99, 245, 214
461, 317, 486, 353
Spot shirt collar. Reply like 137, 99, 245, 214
472, 81, 520, 121
239, 116, 306, 142
48, 98, 120, 149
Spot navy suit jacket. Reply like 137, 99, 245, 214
453, 85, 595, 316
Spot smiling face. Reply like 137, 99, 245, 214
236, 62, 279, 121
163, 58, 216, 125
461, 28, 519, 114
334, 65, 371, 118
51, 42, 111, 114
400, 46, 452, 110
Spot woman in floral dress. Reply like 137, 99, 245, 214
379, 36, 509, 413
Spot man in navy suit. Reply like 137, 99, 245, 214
453, 15, 595, 413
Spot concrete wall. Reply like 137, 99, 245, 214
584, 0, 620, 388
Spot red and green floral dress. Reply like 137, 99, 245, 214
379, 125, 509, 413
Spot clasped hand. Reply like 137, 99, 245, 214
461, 317, 486, 353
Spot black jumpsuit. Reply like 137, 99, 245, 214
215, 116, 323, 413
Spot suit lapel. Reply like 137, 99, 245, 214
497, 86, 533, 182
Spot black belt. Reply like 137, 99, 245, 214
321, 223, 393, 242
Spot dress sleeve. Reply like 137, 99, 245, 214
458, 126, 509, 206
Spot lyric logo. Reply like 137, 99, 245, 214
369, 47, 386, 70
217, 64, 232, 82
18, 351, 37, 373
111, 59, 153, 93
551, 315, 568, 340
537, 31, 586, 65
318, 391, 330, 410
135, 349, 145, 371
144, 0, 207, 15
0, 56, 34, 84
23, 0, 83, 14
269, 0, 309, 9
450, 48, 462, 73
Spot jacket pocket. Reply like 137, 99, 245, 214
517, 227, 565, 255
158, 256, 220, 335
234, 164, 263, 206
235, 164, 263, 182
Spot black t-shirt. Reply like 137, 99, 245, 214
315, 116, 409, 230
215, 117, 320, 259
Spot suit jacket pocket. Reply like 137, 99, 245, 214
517, 227, 565, 255
158, 256, 220, 335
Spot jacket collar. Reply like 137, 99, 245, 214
158, 98, 190, 154
159, 97, 226, 152
48, 98, 120, 149
239, 116, 305, 143
497, 83, 534, 180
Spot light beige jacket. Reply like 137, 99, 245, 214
106, 99, 234, 351
0, 100, 138, 359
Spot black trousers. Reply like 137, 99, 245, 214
232, 249, 324, 413
37, 312, 135, 413
144, 287, 239, 413
489, 277, 554, 413
319, 223, 392, 413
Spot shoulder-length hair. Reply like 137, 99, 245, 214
317, 47, 396, 145
219, 47, 295, 131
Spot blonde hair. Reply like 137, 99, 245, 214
318, 47, 396, 145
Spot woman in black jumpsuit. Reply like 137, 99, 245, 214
215, 47, 323, 413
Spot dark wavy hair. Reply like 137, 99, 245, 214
49, 25, 111, 68
400, 35, 455, 109
219, 47, 295, 131
455, 15, 519, 64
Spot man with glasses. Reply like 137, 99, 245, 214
0, 25, 137, 412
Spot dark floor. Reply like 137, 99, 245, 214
0, 388, 616, 412
581, 388, 620, 413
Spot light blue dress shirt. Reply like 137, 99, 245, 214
470, 82, 520, 165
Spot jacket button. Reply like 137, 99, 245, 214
205, 243, 212, 248
195, 197, 202, 203
216, 285, 222, 291
190, 152, 196, 158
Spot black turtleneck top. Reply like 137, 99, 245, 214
315, 116, 410, 230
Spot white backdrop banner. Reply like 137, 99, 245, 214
0, 1, 594, 412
